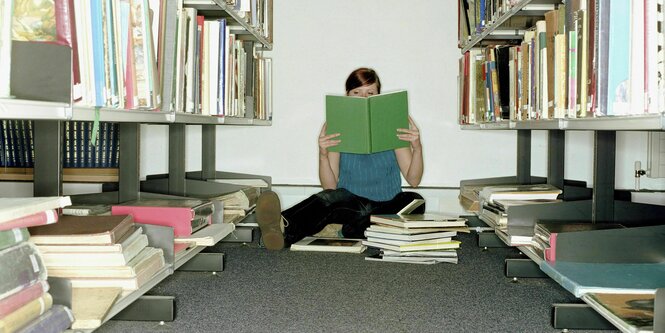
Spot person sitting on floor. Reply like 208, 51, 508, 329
257, 67, 425, 250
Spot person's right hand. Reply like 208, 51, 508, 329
318, 123, 341, 158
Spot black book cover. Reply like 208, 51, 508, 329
494, 45, 511, 119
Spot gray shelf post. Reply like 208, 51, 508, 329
119, 123, 141, 203
169, 123, 187, 196
547, 130, 565, 190
202, 124, 216, 179
33, 120, 64, 197
592, 131, 616, 223
516, 129, 531, 184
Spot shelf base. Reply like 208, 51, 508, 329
551, 303, 614, 330
112, 295, 175, 322
504, 258, 547, 278
177, 253, 224, 272
477, 232, 509, 248
221, 226, 254, 243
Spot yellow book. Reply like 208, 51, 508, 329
71, 287, 122, 330
0, 293, 52, 333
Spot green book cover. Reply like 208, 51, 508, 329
325, 90, 410, 154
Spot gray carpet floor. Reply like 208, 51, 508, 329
96, 232, 619, 333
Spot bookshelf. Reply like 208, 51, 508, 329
1, 0, 273, 330
457, 0, 665, 331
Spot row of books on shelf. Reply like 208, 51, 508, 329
457, 0, 552, 42
173, 11, 273, 119
458, 0, 663, 124
1, 0, 272, 119
0, 120, 119, 169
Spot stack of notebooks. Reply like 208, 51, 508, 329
0, 197, 74, 333
362, 200, 468, 265
28, 215, 166, 293
531, 222, 625, 261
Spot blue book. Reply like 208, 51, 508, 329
606, 0, 630, 116
90, 0, 106, 107
0, 121, 4, 167
540, 261, 665, 297
16, 305, 74, 333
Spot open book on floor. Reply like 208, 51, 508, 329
290, 237, 366, 253
370, 199, 467, 229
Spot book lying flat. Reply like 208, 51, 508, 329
0, 242, 47, 300
365, 254, 458, 265
479, 184, 562, 204
0, 280, 48, 319
290, 237, 366, 253
0, 293, 52, 333
366, 225, 470, 235
47, 247, 164, 279
35, 227, 143, 253
364, 229, 457, 242
582, 292, 654, 333
365, 236, 453, 247
29, 215, 134, 245
326, 90, 410, 154
0, 209, 58, 231
14, 304, 73, 333
540, 260, 665, 297
0, 197, 71, 224
111, 199, 214, 237
370, 214, 467, 229
362, 239, 461, 252
174, 223, 235, 246
0, 228, 30, 251
381, 249, 458, 258
39, 233, 148, 267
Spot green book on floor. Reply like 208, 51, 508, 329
325, 90, 410, 154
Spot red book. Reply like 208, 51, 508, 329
0, 280, 48, 318
0, 210, 58, 231
111, 199, 213, 237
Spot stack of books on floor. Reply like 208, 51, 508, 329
0, 197, 74, 333
478, 184, 562, 245
362, 213, 468, 265
28, 214, 166, 330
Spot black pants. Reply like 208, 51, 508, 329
282, 188, 425, 245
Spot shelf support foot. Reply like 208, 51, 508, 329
112, 295, 175, 322
504, 258, 547, 278
177, 253, 224, 272
551, 303, 614, 330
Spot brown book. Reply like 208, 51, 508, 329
28, 215, 134, 245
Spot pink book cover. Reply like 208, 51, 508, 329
544, 233, 558, 262
111, 206, 195, 237
0, 280, 48, 319
55, 0, 81, 101
0, 210, 58, 232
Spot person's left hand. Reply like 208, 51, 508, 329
397, 116, 421, 150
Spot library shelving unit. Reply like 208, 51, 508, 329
457, 0, 665, 331
2, 0, 273, 330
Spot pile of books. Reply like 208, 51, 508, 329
0, 197, 74, 333
29, 215, 165, 293
362, 212, 468, 265
478, 184, 562, 245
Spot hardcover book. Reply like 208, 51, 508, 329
0, 209, 58, 231
0, 228, 30, 251
290, 237, 366, 253
479, 184, 562, 204
0, 197, 71, 224
71, 287, 122, 329
14, 304, 74, 333
47, 246, 164, 279
28, 215, 134, 245
370, 214, 467, 229
0, 293, 52, 333
584, 292, 654, 333
325, 90, 410, 154
365, 254, 458, 265
0, 242, 47, 300
111, 198, 213, 237
0, 280, 48, 319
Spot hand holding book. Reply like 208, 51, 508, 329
396, 116, 421, 150
318, 122, 341, 158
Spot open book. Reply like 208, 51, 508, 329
325, 90, 410, 154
